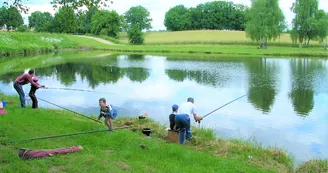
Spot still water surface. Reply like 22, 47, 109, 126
1, 52, 327, 164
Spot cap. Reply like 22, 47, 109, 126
172, 104, 179, 111
33, 77, 39, 82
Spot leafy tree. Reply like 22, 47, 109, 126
128, 25, 144, 45
119, 15, 128, 32
17, 24, 28, 32
28, 11, 54, 32
314, 10, 328, 44
51, 0, 113, 9
77, 6, 98, 34
2, 0, 29, 14
245, 0, 285, 48
124, 5, 152, 30
54, 6, 78, 33
0, 7, 8, 28
91, 10, 120, 37
164, 5, 191, 31
291, 0, 319, 47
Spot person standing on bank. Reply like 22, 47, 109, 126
13, 69, 44, 108
175, 97, 203, 144
29, 77, 44, 109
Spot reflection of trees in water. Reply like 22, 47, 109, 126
245, 58, 279, 113
0, 62, 150, 89
165, 69, 225, 87
289, 59, 326, 116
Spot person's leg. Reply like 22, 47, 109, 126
14, 83, 26, 108
29, 93, 36, 109
175, 114, 187, 144
108, 118, 113, 131
186, 117, 192, 140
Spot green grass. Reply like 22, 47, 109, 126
118, 30, 326, 47
1, 32, 327, 58
0, 93, 294, 173
295, 159, 328, 173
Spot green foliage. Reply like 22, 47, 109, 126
245, 0, 285, 48
51, 0, 113, 10
164, 5, 191, 31
91, 10, 120, 38
124, 5, 152, 30
28, 11, 54, 32
54, 6, 78, 33
16, 25, 28, 32
76, 6, 98, 34
0, 6, 23, 30
164, 1, 248, 31
119, 15, 128, 32
291, 0, 328, 46
128, 25, 144, 45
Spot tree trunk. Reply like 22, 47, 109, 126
260, 36, 265, 49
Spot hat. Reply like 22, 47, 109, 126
33, 77, 39, 82
172, 104, 179, 111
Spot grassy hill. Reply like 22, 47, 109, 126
0, 93, 294, 173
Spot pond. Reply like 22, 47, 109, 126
1, 51, 328, 165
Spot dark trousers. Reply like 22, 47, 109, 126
13, 82, 26, 108
175, 114, 192, 144
29, 93, 38, 109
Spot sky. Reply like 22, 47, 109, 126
2, 0, 328, 30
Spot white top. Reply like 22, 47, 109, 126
0, 102, 3, 109
179, 102, 197, 118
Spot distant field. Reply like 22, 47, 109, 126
118, 30, 322, 46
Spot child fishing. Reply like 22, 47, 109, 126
29, 77, 44, 109
98, 98, 117, 131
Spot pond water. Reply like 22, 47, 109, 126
1, 51, 328, 165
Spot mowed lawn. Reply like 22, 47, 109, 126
118, 30, 323, 46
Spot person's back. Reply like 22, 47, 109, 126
179, 101, 196, 119
169, 104, 179, 130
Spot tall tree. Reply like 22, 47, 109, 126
2, 0, 29, 14
28, 11, 54, 32
245, 0, 285, 48
76, 6, 98, 34
54, 6, 78, 33
51, 0, 113, 9
0, 7, 8, 28
124, 5, 152, 30
164, 5, 191, 31
91, 10, 120, 37
3, 6, 23, 31
291, 0, 319, 47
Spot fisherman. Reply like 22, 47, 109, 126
98, 98, 114, 131
29, 77, 44, 109
169, 104, 179, 130
175, 97, 203, 144
13, 69, 44, 108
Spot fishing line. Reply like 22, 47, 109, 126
37, 97, 102, 124
9, 126, 130, 143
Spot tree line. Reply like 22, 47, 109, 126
0, 1, 152, 44
1, 0, 328, 47
164, 1, 248, 31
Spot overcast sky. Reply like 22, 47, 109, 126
2, 0, 328, 30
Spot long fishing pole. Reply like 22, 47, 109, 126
45, 87, 114, 95
202, 84, 270, 120
9, 126, 130, 143
37, 97, 101, 124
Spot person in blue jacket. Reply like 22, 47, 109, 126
98, 98, 114, 131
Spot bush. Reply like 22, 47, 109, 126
17, 25, 28, 32
128, 25, 144, 45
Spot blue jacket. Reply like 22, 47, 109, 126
98, 105, 111, 120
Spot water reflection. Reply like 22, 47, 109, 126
289, 59, 326, 116
245, 58, 279, 113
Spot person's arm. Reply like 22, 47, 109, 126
27, 75, 41, 88
192, 104, 203, 121
97, 113, 103, 120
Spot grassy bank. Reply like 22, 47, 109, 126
118, 31, 326, 47
0, 32, 327, 58
0, 93, 294, 173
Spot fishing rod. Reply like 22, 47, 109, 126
201, 84, 270, 120
9, 126, 130, 143
45, 87, 114, 95
37, 97, 102, 124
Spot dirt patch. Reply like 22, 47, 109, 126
75, 35, 115, 45
48, 166, 67, 173
116, 161, 130, 170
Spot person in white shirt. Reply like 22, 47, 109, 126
175, 97, 203, 144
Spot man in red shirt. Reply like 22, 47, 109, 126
13, 69, 43, 108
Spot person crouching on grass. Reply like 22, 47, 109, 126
98, 98, 113, 131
